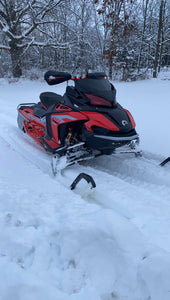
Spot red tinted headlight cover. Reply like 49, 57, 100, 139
84, 93, 112, 107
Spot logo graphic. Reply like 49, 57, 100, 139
122, 120, 128, 126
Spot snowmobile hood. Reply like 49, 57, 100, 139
75, 78, 116, 103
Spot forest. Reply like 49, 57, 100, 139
0, 0, 169, 80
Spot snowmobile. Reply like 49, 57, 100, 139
17, 70, 141, 174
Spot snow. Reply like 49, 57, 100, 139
0, 72, 170, 300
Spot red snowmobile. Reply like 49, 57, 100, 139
17, 70, 141, 174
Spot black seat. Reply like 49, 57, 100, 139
40, 92, 63, 110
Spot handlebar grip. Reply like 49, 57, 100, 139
44, 70, 71, 85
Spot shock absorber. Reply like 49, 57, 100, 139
65, 128, 75, 146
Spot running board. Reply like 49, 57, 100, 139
113, 149, 142, 157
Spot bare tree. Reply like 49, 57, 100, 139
95, 0, 137, 80
153, 0, 169, 77
137, 0, 150, 72
0, 0, 63, 77
153, 0, 164, 77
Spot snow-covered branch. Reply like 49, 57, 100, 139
0, 44, 10, 50
18, 39, 74, 49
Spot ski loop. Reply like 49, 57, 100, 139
160, 157, 170, 167
70, 173, 96, 190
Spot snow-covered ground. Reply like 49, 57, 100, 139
0, 72, 170, 300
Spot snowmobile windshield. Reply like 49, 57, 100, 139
75, 77, 116, 107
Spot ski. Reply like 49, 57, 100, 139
160, 157, 170, 167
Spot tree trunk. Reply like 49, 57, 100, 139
158, 0, 166, 73
153, 0, 164, 78
10, 41, 23, 77
137, 0, 149, 73
108, 56, 113, 80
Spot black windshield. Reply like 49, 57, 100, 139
75, 78, 116, 102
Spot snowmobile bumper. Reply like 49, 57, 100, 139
94, 133, 139, 142
84, 127, 140, 154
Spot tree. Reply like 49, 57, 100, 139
137, 0, 150, 72
0, 0, 63, 77
153, 0, 164, 77
153, 0, 169, 77
63, 0, 102, 75
95, 0, 137, 80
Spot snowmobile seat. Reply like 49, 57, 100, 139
40, 92, 63, 110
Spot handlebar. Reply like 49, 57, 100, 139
44, 70, 107, 86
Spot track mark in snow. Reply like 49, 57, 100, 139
82, 153, 170, 198
1, 111, 170, 252
0, 115, 52, 175
60, 162, 170, 253
1, 112, 170, 222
